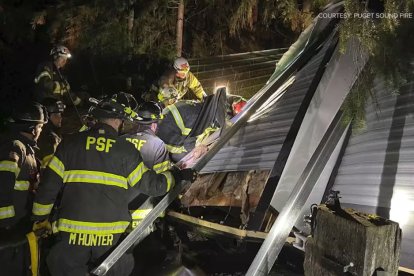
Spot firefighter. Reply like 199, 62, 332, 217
0, 103, 47, 275
123, 101, 172, 227
0, 102, 47, 231
34, 45, 82, 106
36, 99, 66, 168
124, 101, 171, 173
31, 92, 187, 276
227, 94, 247, 117
158, 57, 206, 102
157, 100, 204, 162
157, 88, 237, 163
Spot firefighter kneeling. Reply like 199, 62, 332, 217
32, 92, 190, 276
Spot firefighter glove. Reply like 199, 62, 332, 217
172, 168, 198, 183
33, 220, 52, 238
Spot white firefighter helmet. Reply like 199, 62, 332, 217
173, 57, 190, 73
50, 45, 72, 59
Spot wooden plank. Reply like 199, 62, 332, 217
167, 211, 267, 239
400, 267, 414, 275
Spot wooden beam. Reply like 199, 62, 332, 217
167, 211, 267, 239
400, 267, 414, 275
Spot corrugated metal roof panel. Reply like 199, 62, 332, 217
189, 49, 287, 97
201, 40, 332, 173
332, 81, 414, 268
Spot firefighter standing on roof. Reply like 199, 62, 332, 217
0, 103, 47, 275
158, 57, 206, 103
31, 93, 179, 276
123, 101, 172, 227
34, 45, 82, 106
36, 99, 66, 168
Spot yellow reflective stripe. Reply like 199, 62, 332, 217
153, 160, 171, 174
34, 71, 52, 83
73, 96, 81, 106
32, 202, 54, 216
14, 180, 30, 191
161, 171, 174, 192
130, 209, 165, 220
167, 105, 192, 135
127, 162, 148, 187
64, 170, 128, 189
53, 82, 62, 94
130, 209, 152, 220
0, 160, 20, 176
41, 154, 54, 168
166, 144, 187, 154
79, 125, 89, 132
48, 156, 64, 178
57, 219, 130, 234
0, 205, 15, 219
196, 126, 219, 144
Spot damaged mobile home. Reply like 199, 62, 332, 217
94, 2, 413, 275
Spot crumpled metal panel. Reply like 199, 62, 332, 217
333, 81, 414, 269
200, 40, 331, 173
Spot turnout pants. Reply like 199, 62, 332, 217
47, 232, 134, 276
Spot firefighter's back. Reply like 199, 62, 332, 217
56, 124, 136, 230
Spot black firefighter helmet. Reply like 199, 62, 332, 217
9, 102, 48, 132
42, 98, 66, 114
90, 92, 140, 121
136, 101, 164, 124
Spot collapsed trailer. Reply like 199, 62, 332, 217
93, 1, 414, 275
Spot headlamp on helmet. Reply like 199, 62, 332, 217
50, 45, 72, 59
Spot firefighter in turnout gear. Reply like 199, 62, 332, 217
32, 93, 176, 276
125, 101, 170, 173
157, 100, 203, 162
123, 101, 172, 227
36, 99, 66, 168
34, 45, 82, 106
0, 103, 47, 230
0, 102, 47, 275
158, 57, 206, 102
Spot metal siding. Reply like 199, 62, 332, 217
333, 81, 414, 268
189, 49, 286, 97
200, 42, 331, 173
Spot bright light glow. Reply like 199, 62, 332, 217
390, 190, 414, 228
214, 82, 229, 94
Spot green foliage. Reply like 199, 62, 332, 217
229, 0, 258, 36
132, 0, 176, 59
0, 0, 322, 97
261, 0, 327, 33
340, 0, 414, 130
342, 63, 375, 131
